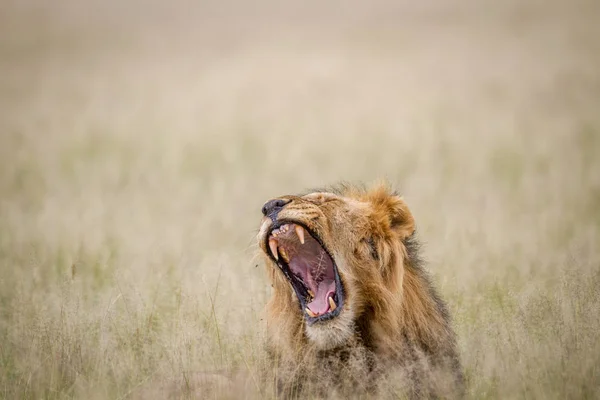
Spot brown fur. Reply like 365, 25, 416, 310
257, 184, 463, 398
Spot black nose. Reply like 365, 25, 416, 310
262, 198, 290, 218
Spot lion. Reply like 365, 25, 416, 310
257, 183, 464, 398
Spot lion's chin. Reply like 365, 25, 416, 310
305, 307, 355, 350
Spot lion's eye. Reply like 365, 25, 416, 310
364, 237, 379, 260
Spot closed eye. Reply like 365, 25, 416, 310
365, 237, 379, 260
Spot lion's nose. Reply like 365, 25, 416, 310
262, 198, 290, 219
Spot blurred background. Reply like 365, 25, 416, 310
1, 0, 599, 398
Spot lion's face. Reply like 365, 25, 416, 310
258, 186, 415, 349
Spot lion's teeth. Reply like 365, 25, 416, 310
307, 289, 315, 298
328, 296, 337, 312
295, 225, 305, 244
279, 247, 289, 263
269, 238, 279, 260
305, 308, 317, 318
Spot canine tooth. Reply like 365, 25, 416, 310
305, 308, 317, 318
295, 225, 305, 244
328, 296, 337, 312
307, 289, 315, 298
279, 247, 289, 262
269, 238, 279, 260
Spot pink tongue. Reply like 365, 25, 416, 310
307, 280, 336, 315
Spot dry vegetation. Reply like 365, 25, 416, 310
1, 0, 599, 398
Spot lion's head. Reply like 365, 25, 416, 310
258, 184, 417, 350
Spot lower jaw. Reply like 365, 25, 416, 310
300, 272, 345, 323
304, 316, 354, 350
301, 293, 342, 324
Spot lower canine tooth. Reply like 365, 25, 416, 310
328, 296, 337, 312
295, 225, 305, 244
279, 247, 289, 262
305, 308, 317, 318
269, 238, 279, 260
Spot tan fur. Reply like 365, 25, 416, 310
257, 184, 463, 398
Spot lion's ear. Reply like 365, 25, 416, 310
388, 195, 415, 240
366, 185, 415, 240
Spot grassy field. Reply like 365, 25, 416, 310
1, 0, 599, 398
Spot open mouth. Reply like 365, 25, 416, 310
266, 222, 343, 323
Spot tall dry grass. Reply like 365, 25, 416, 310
1, 0, 599, 398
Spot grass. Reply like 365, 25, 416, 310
1, 0, 599, 398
